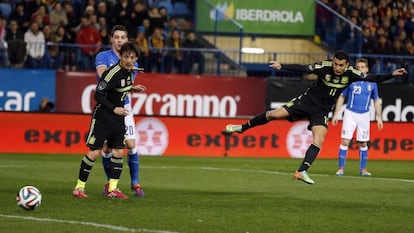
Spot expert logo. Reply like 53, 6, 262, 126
135, 118, 169, 156
286, 121, 313, 158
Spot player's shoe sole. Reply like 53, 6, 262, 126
72, 188, 88, 198
225, 124, 242, 133
293, 170, 315, 185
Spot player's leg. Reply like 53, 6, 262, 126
225, 107, 290, 133
337, 109, 357, 176
356, 112, 371, 176
124, 102, 144, 197
293, 125, 327, 185
73, 117, 107, 198
106, 148, 128, 199
73, 149, 101, 198
101, 141, 112, 181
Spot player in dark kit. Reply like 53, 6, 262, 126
72, 42, 146, 198
225, 50, 407, 185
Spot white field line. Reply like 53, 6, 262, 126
0, 214, 184, 233
142, 166, 414, 183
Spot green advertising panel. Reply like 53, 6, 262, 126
196, 0, 315, 36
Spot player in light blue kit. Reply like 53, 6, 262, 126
95, 25, 144, 197
332, 58, 383, 176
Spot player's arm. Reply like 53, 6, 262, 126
96, 66, 107, 79
332, 94, 345, 126
374, 98, 383, 130
95, 79, 115, 111
364, 67, 408, 83
269, 61, 310, 73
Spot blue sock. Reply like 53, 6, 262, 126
338, 145, 348, 169
360, 146, 368, 171
128, 148, 139, 186
102, 152, 112, 181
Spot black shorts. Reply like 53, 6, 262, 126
86, 114, 126, 150
282, 95, 330, 129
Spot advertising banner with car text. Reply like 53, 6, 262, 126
1, 112, 413, 160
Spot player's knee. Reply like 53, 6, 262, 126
125, 139, 136, 149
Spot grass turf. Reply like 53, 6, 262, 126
0, 153, 413, 233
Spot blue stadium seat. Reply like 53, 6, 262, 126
0, 3, 12, 19
173, 2, 191, 17
157, 0, 174, 16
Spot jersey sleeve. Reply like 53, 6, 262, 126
95, 71, 116, 111
95, 52, 108, 69
371, 82, 380, 100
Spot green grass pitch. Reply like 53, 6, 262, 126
1, 153, 413, 233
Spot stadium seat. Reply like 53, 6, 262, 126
173, 2, 191, 17
0, 3, 12, 19
157, 0, 174, 16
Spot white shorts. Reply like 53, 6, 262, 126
341, 109, 370, 142
124, 94, 136, 141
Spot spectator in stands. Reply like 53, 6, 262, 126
99, 27, 110, 48
49, 2, 68, 32
130, 1, 149, 37
5, 19, 26, 68
0, 15, 7, 67
96, 1, 113, 30
182, 31, 205, 75
55, 24, 77, 71
24, 21, 46, 69
158, 6, 169, 28
142, 18, 151, 38
113, 0, 134, 35
63, 2, 79, 33
31, 5, 50, 29
148, 27, 166, 72
165, 28, 183, 73
76, 14, 102, 70
9, 3, 31, 32
134, 25, 150, 71
148, 6, 164, 34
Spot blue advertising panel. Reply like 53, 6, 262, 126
0, 69, 56, 111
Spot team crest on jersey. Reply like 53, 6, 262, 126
97, 81, 107, 90
341, 76, 349, 84
324, 74, 332, 81
308, 64, 314, 71
367, 84, 372, 91
121, 79, 125, 87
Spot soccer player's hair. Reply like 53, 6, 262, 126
333, 50, 349, 62
111, 25, 128, 37
356, 58, 369, 66
120, 42, 140, 57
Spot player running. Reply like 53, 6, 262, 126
225, 50, 407, 185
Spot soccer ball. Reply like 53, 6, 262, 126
16, 186, 42, 210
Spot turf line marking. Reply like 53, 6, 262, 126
143, 166, 414, 183
0, 214, 184, 233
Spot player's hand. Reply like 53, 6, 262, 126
392, 68, 408, 76
269, 61, 281, 70
331, 116, 339, 126
113, 107, 130, 116
132, 67, 145, 73
377, 119, 383, 130
132, 84, 146, 92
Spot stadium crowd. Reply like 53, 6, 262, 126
0, 0, 205, 74
0, 0, 413, 80
317, 0, 414, 81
